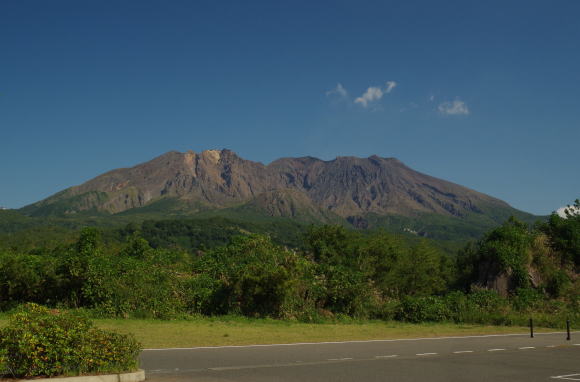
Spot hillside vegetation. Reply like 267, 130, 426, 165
0, 201, 577, 327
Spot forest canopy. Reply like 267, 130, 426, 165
0, 203, 578, 326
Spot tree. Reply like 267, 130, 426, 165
304, 225, 360, 266
385, 240, 447, 297
543, 199, 580, 267
193, 234, 312, 318
478, 217, 533, 289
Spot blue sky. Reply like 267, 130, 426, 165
1, 0, 579, 215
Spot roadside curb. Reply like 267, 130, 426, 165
6, 369, 145, 382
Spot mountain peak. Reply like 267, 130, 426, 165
21, 150, 521, 225
201, 149, 223, 164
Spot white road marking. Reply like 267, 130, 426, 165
209, 361, 329, 371
416, 352, 438, 356
453, 350, 474, 354
375, 355, 398, 358
551, 373, 580, 380
327, 358, 353, 361
546, 345, 557, 348
142, 331, 579, 351
488, 348, 506, 352
518, 346, 535, 350
573, 344, 580, 346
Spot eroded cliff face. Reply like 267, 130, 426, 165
271, 155, 493, 218
22, 149, 512, 218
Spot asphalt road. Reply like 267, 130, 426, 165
141, 332, 580, 381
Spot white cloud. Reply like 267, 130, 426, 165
429, 95, 435, 102
327, 80, 397, 108
326, 83, 348, 98
438, 99, 469, 116
354, 86, 383, 108
556, 205, 580, 218
354, 81, 397, 108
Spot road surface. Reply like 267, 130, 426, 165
141, 332, 580, 381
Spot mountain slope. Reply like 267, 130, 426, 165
19, 149, 537, 240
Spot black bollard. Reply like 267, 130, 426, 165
530, 318, 534, 338
567, 320, 571, 341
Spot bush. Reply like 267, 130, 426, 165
395, 296, 451, 323
192, 234, 320, 318
511, 288, 544, 312
0, 251, 61, 310
468, 289, 506, 311
0, 303, 141, 378
82, 253, 184, 319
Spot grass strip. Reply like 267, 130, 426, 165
1, 316, 553, 349
92, 318, 546, 349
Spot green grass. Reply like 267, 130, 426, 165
0, 315, 556, 349
89, 318, 544, 349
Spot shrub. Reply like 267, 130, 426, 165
511, 288, 544, 312
193, 234, 320, 318
0, 251, 61, 310
0, 303, 140, 378
82, 253, 184, 319
468, 289, 506, 311
395, 296, 451, 323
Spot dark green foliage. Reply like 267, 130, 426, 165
363, 205, 538, 243
188, 234, 316, 318
56, 228, 104, 308
304, 226, 450, 298
0, 209, 577, 327
456, 208, 578, 300
119, 217, 310, 252
120, 233, 154, 259
395, 296, 451, 322
0, 303, 140, 378
541, 200, 580, 267
545, 269, 571, 298
394, 291, 506, 323
456, 217, 535, 293
139, 218, 243, 250
0, 252, 62, 310
82, 253, 186, 318
81, 232, 191, 318
467, 289, 507, 312
305, 225, 358, 265
484, 217, 532, 288
393, 290, 578, 327
303, 226, 452, 316
511, 288, 544, 312
0, 209, 41, 234
317, 263, 374, 317
385, 241, 449, 297
303, 226, 376, 316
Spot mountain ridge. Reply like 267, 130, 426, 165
20, 149, 536, 240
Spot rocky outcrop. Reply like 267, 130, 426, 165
475, 260, 544, 296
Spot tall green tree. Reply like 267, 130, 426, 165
542, 199, 580, 267
385, 240, 447, 297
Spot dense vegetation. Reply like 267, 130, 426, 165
0, 214, 311, 253
0, 201, 578, 327
0, 303, 140, 378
